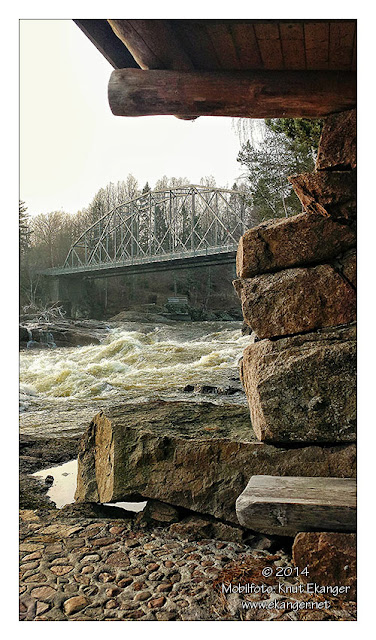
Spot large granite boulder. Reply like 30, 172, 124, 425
236, 213, 356, 279
288, 170, 356, 224
75, 401, 356, 524
234, 260, 356, 339
316, 109, 356, 171
240, 324, 356, 444
292, 532, 356, 601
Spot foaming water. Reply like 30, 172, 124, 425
20, 321, 249, 408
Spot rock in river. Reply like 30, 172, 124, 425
75, 401, 356, 524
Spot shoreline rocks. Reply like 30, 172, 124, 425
292, 532, 356, 601
19, 434, 81, 511
19, 320, 108, 349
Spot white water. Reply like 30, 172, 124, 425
20, 321, 250, 410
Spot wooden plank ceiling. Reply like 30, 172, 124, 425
75, 19, 356, 72
74, 19, 356, 119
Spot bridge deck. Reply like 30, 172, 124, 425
41, 246, 238, 278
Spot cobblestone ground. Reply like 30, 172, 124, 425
19, 510, 356, 621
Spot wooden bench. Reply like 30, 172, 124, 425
236, 475, 356, 537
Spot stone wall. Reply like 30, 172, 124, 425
234, 109, 356, 446
233, 110, 356, 589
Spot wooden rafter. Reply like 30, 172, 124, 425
108, 68, 356, 119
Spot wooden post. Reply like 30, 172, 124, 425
108, 69, 356, 119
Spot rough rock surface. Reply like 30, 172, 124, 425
20, 435, 80, 475
236, 213, 356, 279
19, 510, 356, 621
234, 262, 356, 339
292, 532, 356, 601
341, 249, 356, 287
75, 400, 356, 523
288, 170, 356, 223
240, 324, 356, 443
19, 326, 30, 343
316, 109, 356, 171
168, 516, 245, 544
137, 500, 181, 526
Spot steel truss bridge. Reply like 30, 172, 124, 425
43, 185, 252, 278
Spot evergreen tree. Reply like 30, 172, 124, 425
237, 124, 315, 221
19, 200, 31, 255
265, 118, 323, 157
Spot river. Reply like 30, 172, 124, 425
20, 320, 250, 438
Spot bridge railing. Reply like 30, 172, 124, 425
59, 185, 252, 274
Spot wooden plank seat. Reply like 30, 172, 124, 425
236, 475, 356, 537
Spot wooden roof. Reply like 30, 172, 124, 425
75, 19, 356, 72
74, 19, 356, 119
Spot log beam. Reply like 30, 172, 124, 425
108, 69, 356, 119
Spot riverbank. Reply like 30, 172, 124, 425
19, 319, 356, 621
19, 320, 250, 518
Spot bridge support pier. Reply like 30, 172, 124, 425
46, 276, 95, 319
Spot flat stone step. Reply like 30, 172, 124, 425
236, 475, 356, 537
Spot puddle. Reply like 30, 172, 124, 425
32, 459, 147, 512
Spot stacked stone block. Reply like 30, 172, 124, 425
234, 109, 356, 446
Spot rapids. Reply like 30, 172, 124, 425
20, 321, 251, 423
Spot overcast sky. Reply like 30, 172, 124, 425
20, 19, 244, 217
